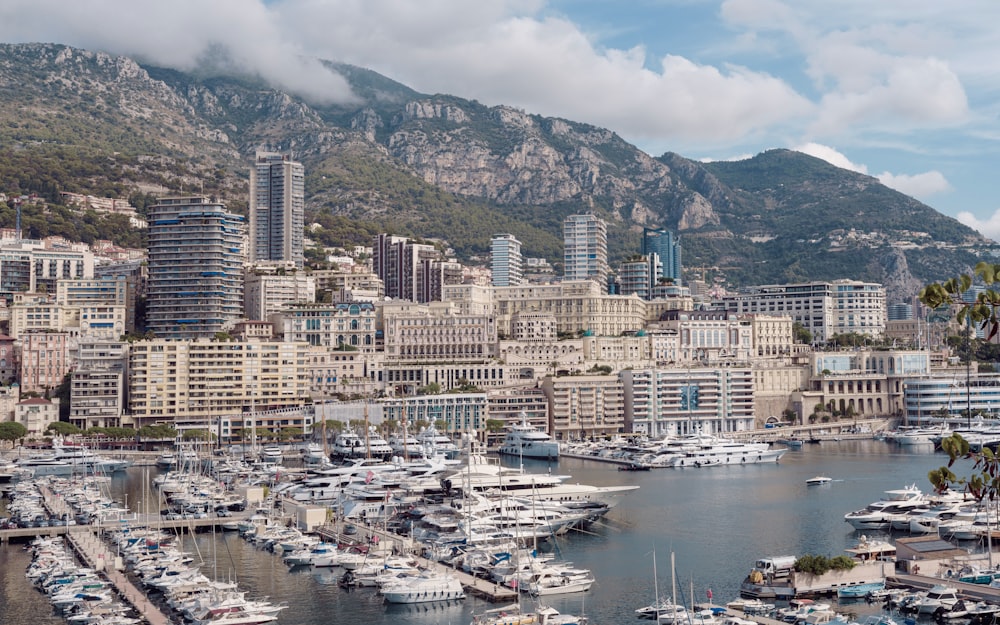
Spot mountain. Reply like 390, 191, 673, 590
0, 42, 992, 302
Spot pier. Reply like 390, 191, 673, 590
64, 529, 176, 625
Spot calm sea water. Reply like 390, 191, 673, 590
0, 440, 961, 625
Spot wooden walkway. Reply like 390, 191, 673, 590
32, 484, 177, 624
65, 529, 176, 625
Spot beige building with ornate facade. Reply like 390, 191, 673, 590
494, 280, 647, 337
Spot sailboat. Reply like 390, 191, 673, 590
634, 551, 686, 623
470, 487, 588, 625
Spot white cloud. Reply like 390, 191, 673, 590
0, 0, 358, 105
957, 210, 1000, 242
793, 142, 950, 201
0, 0, 996, 222
793, 143, 867, 173
875, 170, 951, 200
0, 0, 813, 146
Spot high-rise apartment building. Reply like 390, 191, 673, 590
146, 197, 245, 340
372, 234, 459, 303
491, 234, 523, 287
249, 152, 305, 267
563, 213, 608, 285
641, 227, 682, 285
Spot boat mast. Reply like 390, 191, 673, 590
671, 551, 677, 611
364, 402, 372, 460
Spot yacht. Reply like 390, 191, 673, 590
911, 585, 961, 614
451, 454, 639, 508
389, 432, 423, 458
526, 565, 596, 595
259, 446, 284, 464
666, 436, 786, 468
379, 572, 466, 603
155, 452, 177, 469
15, 442, 131, 476
365, 426, 394, 459
416, 425, 461, 459
894, 425, 951, 446
499, 414, 560, 460
843, 484, 925, 530
301, 443, 327, 464
332, 429, 365, 458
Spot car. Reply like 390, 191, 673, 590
344, 524, 358, 535
215, 508, 233, 517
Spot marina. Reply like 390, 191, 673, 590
5, 438, 1000, 625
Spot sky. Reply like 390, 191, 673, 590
2, 1, 999, 239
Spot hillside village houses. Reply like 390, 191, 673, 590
0, 186, 978, 445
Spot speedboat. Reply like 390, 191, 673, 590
806, 476, 832, 486
911, 585, 960, 614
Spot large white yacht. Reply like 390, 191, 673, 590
449, 453, 639, 508
15, 440, 131, 476
665, 436, 787, 468
498, 413, 560, 460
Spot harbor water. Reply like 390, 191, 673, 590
1, 440, 963, 624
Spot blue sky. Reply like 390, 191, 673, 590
3, 0, 1000, 239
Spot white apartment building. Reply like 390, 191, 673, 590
542, 374, 625, 440
622, 367, 755, 437
491, 234, 523, 287
305, 345, 382, 399
655, 310, 754, 363
721, 279, 886, 343
791, 349, 929, 420
311, 269, 384, 301
381, 393, 488, 437
244, 263, 315, 320
9, 291, 126, 341
70, 341, 127, 430
748, 314, 796, 358
563, 213, 608, 285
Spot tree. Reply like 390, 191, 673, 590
0, 421, 28, 446
792, 322, 812, 344
921, 265, 1000, 501
182, 429, 215, 441
418, 382, 441, 395
138, 424, 177, 440
485, 419, 506, 433
321, 420, 344, 433
46, 421, 81, 436
279, 427, 303, 441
